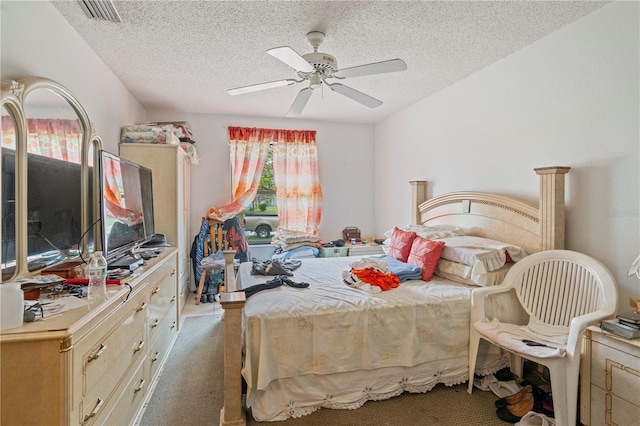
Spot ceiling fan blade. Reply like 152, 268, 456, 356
329, 83, 382, 108
334, 58, 407, 79
267, 46, 315, 73
227, 79, 297, 96
287, 87, 314, 117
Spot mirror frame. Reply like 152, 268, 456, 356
1, 77, 102, 280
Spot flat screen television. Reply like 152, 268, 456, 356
1, 147, 93, 273
99, 150, 155, 265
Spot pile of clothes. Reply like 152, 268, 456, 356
342, 257, 400, 293
272, 229, 321, 259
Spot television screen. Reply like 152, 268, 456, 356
1, 147, 93, 272
100, 150, 155, 263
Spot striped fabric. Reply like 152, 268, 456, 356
194, 219, 209, 285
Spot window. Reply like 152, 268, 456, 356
208, 126, 322, 249
238, 145, 278, 245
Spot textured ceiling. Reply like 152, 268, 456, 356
51, 1, 608, 124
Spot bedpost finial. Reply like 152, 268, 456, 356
534, 166, 571, 175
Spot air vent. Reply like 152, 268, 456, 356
77, 0, 122, 22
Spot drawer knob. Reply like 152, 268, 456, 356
136, 302, 147, 312
170, 296, 176, 303
171, 269, 176, 276
152, 287, 160, 294
134, 379, 145, 393
83, 398, 104, 422
150, 318, 159, 328
133, 340, 145, 353
87, 344, 107, 362
171, 321, 176, 330
151, 351, 159, 362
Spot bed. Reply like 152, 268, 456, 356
218, 166, 571, 425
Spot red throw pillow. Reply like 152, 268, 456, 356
388, 227, 417, 262
407, 237, 445, 282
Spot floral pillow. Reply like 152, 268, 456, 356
407, 237, 445, 281
387, 227, 417, 262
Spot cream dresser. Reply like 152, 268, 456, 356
580, 326, 640, 426
119, 143, 191, 317
0, 249, 179, 425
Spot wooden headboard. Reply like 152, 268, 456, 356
410, 166, 570, 255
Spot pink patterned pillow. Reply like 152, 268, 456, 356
407, 237, 445, 281
388, 227, 417, 262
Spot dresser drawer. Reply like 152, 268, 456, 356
148, 273, 177, 338
136, 258, 175, 295
98, 356, 147, 426
80, 310, 146, 412
590, 339, 640, 407
148, 313, 178, 381
590, 383, 640, 426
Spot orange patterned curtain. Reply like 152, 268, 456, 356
272, 129, 323, 235
1, 116, 82, 164
27, 118, 82, 163
1, 115, 16, 148
207, 126, 271, 221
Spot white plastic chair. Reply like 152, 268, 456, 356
467, 250, 618, 426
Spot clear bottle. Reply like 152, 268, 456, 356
87, 251, 108, 303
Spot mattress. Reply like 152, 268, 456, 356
236, 256, 524, 421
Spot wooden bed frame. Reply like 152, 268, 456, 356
217, 166, 570, 426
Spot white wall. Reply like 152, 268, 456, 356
145, 111, 375, 243
0, 1, 145, 146
374, 1, 640, 309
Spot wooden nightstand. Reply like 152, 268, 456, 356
348, 243, 385, 257
580, 326, 640, 425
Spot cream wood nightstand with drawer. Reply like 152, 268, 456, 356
0, 249, 179, 426
580, 326, 640, 426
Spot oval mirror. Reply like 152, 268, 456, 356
1, 103, 18, 280
23, 86, 89, 272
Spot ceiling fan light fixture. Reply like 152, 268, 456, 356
305, 31, 326, 51
227, 31, 407, 116
309, 73, 322, 88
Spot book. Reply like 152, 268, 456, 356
617, 318, 640, 329
616, 311, 640, 325
601, 319, 640, 339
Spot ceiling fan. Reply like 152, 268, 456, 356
227, 31, 407, 117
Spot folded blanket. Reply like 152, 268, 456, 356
372, 255, 422, 282
251, 258, 302, 276
272, 246, 319, 260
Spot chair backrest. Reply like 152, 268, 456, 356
505, 250, 618, 329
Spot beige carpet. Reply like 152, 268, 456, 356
140, 314, 509, 426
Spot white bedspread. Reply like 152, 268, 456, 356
237, 256, 524, 421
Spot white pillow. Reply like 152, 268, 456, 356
435, 259, 512, 287
434, 236, 527, 277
